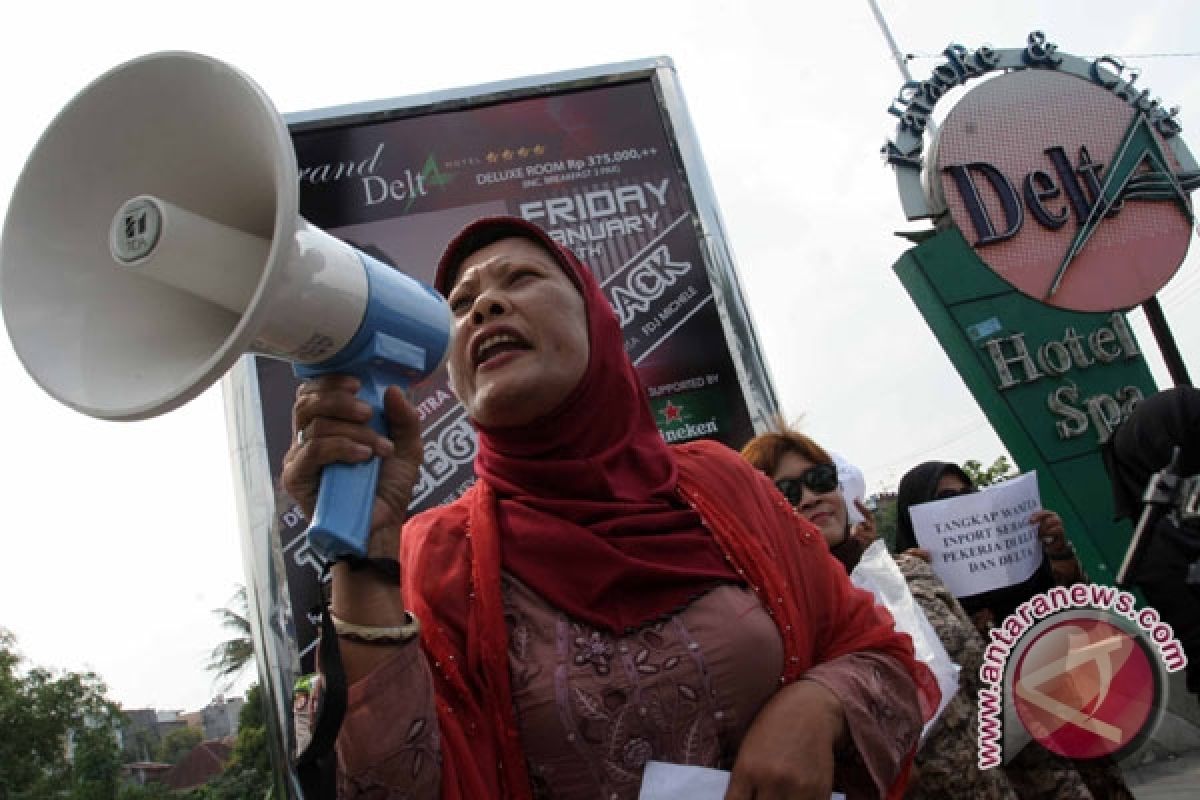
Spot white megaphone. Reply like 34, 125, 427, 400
0, 52, 451, 561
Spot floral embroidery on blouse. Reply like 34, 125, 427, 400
573, 631, 615, 675
503, 577, 781, 800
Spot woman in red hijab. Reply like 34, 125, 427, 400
283, 216, 938, 799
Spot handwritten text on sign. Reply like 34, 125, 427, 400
908, 471, 1044, 598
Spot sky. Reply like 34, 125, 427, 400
1, 0, 1198, 714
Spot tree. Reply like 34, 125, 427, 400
0, 628, 123, 799
118, 782, 176, 800
872, 493, 899, 552
156, 726, 203, 765
71, 724, 122, 800
197, 683, 274, 800
961, 455, 1016, 487
207, 585, 255, 694
230, 683, 272, 777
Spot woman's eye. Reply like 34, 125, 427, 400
508, 269, 538, 285
449, 295, 473, 315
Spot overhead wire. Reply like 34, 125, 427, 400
862, 416, 992, 478
904, 51, 1200, 61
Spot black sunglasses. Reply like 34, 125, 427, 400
934, 486, 977, 501
775, 463, 839, 505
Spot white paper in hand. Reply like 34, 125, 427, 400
638, 762, 729, 799
637, 761, 847, 800
832, 452, 867, 524
907, 471, 1044, 598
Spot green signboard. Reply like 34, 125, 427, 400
893, 228, 1158, 585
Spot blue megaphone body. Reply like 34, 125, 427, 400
295, 251, 451, 561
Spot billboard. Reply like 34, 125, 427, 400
220, 58, 778, 779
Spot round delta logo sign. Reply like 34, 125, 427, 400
883, 31, 1199, 313
934, 68, 1193, 312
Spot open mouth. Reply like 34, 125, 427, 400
474, 331, 532, 367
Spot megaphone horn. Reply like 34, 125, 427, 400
0, 51, 452, 561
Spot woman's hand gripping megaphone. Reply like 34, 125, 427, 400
283, 375, 424, 562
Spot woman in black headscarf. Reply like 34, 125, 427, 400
894, 462, 1084, 632
896, 462, 1138, 799
1103, 386, 1200, 696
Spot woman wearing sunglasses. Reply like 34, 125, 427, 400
741, 428, 1104, 799
772, 459, 870, 568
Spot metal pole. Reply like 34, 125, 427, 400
1142, 295, 1193, 387
867, 0, 937, 138
867, 0, 914, 82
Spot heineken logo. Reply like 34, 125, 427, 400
651, 389, 724, 444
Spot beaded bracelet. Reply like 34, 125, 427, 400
330, 611, 421, 646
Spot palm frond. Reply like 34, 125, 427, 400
207, 585, 256, 692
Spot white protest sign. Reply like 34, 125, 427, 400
907, 471, 1044, 598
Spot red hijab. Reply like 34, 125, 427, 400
435, 217, 738, 632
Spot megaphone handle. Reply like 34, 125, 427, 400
305, 371, 396, 561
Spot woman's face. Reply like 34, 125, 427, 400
773, 451, 847, 547
934, 472, 973, 500
445, 236, 589, 428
